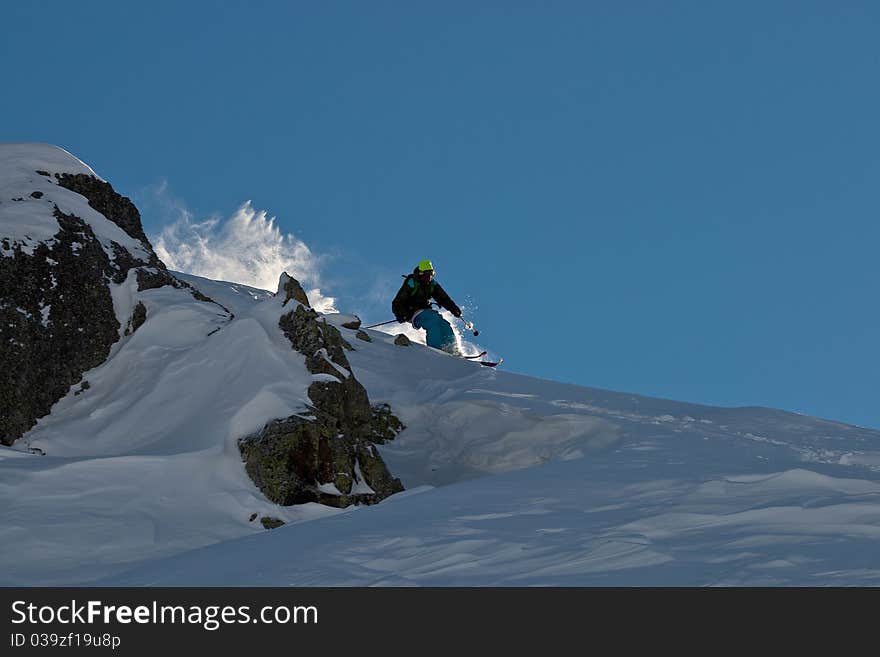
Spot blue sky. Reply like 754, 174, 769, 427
2, 2, 878, 429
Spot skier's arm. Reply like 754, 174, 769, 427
432, 283, 462, 317
391, 281, 411, 322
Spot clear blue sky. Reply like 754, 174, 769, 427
3, 2, 878, 429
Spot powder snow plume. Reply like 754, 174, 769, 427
149, 190, 336, 312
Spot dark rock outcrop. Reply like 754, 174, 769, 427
260, 516, 285, 530
0, 170, 227, 446
55, 173, 154, 261
279, 272, 310, 308
279, 305, 353, 378
135, 267, 176, 291
240, 405, 405, 508
239, 288, 405, 508
394, 334, 411, 347
1, 208, 125, 445
125, 301, 147, 336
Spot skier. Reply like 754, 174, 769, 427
392, 259, 462, 355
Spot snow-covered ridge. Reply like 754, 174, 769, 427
0, 142, 100, 179
0, 142, 151, 260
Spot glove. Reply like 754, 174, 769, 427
453, 308, 462, 318
396, 315, 406, 323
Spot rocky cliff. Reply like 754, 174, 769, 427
1, 143, 404, 511
238, 274, 405, 509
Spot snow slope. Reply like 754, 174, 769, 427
1, 143, 878, 586
0, 273, 346, 585
100, 315, 880, 587
1, 271, 879, 586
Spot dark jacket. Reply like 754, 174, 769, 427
392, 268, 461, 322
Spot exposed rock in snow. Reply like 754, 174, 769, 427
125, 301, 147, 336
239, 286, 405, 508
320, 312, 362, 331
278, 271, 310, 308
0, 143, 229, 445
1, 205, 127, 444
55, 173, 154, 257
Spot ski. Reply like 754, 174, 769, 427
479, 359, 503, 367
459, 351, 502, 367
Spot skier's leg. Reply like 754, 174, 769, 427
413, 310, 457, 354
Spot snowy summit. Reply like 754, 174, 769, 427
1, 143, 879, 587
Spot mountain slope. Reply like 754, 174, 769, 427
100, 327, 880, 586
2, 144, 879, 587
1, 144, 402, 584
3, 269, 879, 586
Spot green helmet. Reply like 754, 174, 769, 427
417, 259, 434, 272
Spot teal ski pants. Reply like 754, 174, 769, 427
412, 309, 456, 353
